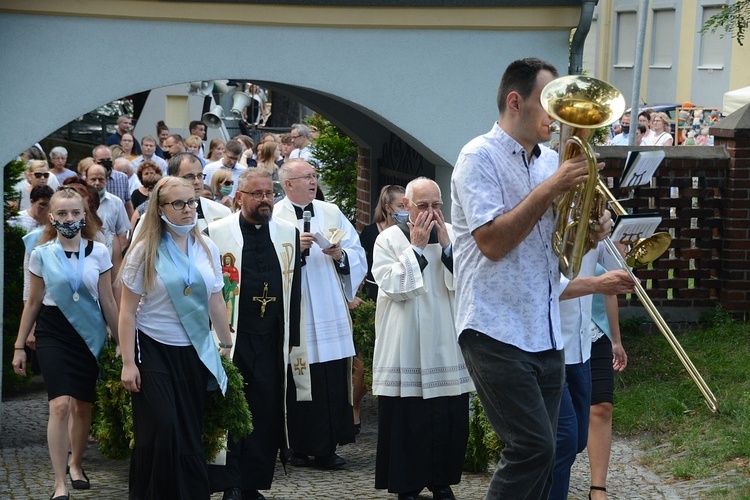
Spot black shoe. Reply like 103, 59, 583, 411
289, 453, 311, 467
69, 467, 90, 490
430, 485, 455, 500
241, 489, 266, 500
51, 493, 69, 500
354, 422, 361, 435
589, 485, 607, 499
222, 487, 242, 500
313, 453, 346, 469
398, 489, 422, 500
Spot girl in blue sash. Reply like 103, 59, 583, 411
12, 187, 120, 500
118, 176, 233, 499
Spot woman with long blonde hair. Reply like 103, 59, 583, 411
255, 140, 280, 180
118, 176, 233, 499
13, 187, 119, 500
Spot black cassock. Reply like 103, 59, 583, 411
209, 217, 301, 493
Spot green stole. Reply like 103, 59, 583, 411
155, 236, 227, 394
35, 240, 107, 359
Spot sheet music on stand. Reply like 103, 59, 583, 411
611, 213, 662, 248
620, 150, 666, 188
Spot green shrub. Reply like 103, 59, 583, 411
351, 297, 376, 390
464, 394, 504, 473
93, 344, 253, 461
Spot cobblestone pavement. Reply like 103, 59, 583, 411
0, 383, 738, 499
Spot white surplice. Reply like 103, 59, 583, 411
371, 224, 475, 399
274, 198, 367, 364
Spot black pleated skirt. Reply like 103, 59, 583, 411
129, 331, 211, 500
35, 305, 99, 402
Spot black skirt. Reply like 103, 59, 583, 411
34, 305, 99, 402
129, 331, 211, 500
590, 335, 615, 406
375, 393, 470, 493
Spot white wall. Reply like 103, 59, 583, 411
0, 13, 570, 168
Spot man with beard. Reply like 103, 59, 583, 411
207, 169, 307, 500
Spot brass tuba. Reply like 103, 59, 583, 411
541, 75, 626, 279
540, 75, 719, 413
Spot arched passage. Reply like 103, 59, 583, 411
0, 10, 574, 205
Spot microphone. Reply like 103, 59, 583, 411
302, 210, 311, 257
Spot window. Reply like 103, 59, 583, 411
615, 11, 637, 67
699, 6, 725, 69
651, 9, 675, 67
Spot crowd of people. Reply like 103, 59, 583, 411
8, 61, 648, 500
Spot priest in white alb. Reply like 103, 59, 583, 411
273, 159, 367, 469
372, 177, 474, 500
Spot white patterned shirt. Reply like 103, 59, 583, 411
451, 122, 562, 352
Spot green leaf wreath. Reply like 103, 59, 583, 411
93, 343, 252, 461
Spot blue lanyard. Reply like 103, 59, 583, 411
55, 238, 86, 302
164, 232, 195, 295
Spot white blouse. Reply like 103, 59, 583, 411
29, 239, 112, 306
121, 236, 223, 346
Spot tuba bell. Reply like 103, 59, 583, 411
541, 75, 626, 279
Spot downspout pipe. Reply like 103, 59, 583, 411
569, 0, 598, 75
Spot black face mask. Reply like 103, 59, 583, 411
621, 125, 630, 134
162, 151, 172, 161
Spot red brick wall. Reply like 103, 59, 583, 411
356, 146, 372, 231
596, 122, 750, 319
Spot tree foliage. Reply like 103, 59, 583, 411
307, 115, 359, 223
700, 1, 750, 46
3, 160, 34, 392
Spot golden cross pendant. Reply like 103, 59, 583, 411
252, 282, 276, 317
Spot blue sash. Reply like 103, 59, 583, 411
155, 236, 227, 394
35, 240, 107, 359
22, 227, 43, 254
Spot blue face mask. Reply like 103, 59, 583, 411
393, 210, 409, 225
220, 185, 233, 197
160, 213, 197, 236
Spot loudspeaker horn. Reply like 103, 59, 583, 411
230, 91, 252, 118
202, 105, 225, 129
187, 81, 214, 96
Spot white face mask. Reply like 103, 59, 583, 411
160, 213, 197, 236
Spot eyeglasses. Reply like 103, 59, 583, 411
181, 173, 205, 181
33, 172, 50, 179
287, 173, 319, 182
290, 135, 302, 139
414, 202, 443, 211
238, 190, 275, 201
160, 198, 199, 210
